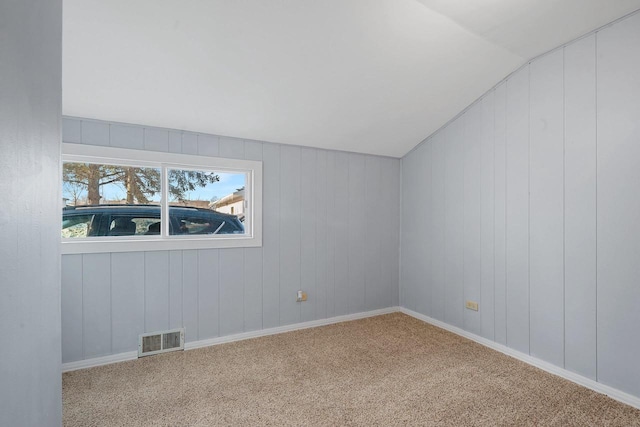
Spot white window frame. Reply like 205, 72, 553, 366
61, 143, 262, 254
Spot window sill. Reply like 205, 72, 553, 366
61, 234, 262, 254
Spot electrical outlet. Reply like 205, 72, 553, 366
296, 290, 308, 302
465, 300, 479, 311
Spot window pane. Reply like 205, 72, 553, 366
108, 216, 160, 236
62, 162, 161, 238
168, 168, 245, 235
61, 214, 94, 238
63, 162, 161, 206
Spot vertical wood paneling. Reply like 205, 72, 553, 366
480, 93, 496, 340
144, 251, 170, 333
197, 134, 219, 157
182, 250, 199, 342
333, 152, 350, 316
262, 143, 281, 328
505, 66, 530, 354
400, 153, 417, 310
244, 140, 263, 161
244, 140, 264, 331
111, 252, 145, 353
61, 255, 83, 363
144, 128, 169, 152
62, 117, 81, 143
564, 35, 597, 380
219, 248, 244, 336
168, 251, 183, 330
80, 121, 109, 146
325, 151, 337, 318
364, 156, 384, 310
181, 133, 198, 155
300, 148, 317, 322
423, 144, 434, 316
82, 253, 112, 358
463, 103, 482, 335
596, 14, 640, 397
110, 124, 143, 149
198, 249, 219, 339
279, 145, 301, 325
380, 157, 399, 309
444, 121, 465, 328
244, 248, 263, 331
348, 154, 366, 314
493, 82, 508, 345
218, 136, 245, 159
168, 131, 182, 153
431, 133, 446, 321
389, 160, 401, 308
414, 143, 432, 315
315, 150, 328, 319
529, 50, 565, 367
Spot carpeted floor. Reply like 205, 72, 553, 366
63, 313, 640, 426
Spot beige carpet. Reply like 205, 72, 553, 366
63, 313, 640, 426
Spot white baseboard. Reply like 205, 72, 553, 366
399, 307, 640, 411
62, 306, 399, 372
62, 351, 139, 372
185, 306, 398, 351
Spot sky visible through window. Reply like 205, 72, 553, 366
168, 172, 245, 203
63, 166, 245, 205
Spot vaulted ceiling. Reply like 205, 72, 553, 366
63, 0, 640, 157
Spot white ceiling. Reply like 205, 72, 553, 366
63, 0, 640, 157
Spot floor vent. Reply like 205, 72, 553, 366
138, 328, 184, 357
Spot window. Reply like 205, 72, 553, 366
61, 143, 262, 254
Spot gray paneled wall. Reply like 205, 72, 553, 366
0, 1, 62, 425
400, 11, 640, 399
61, 117, 400, 363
